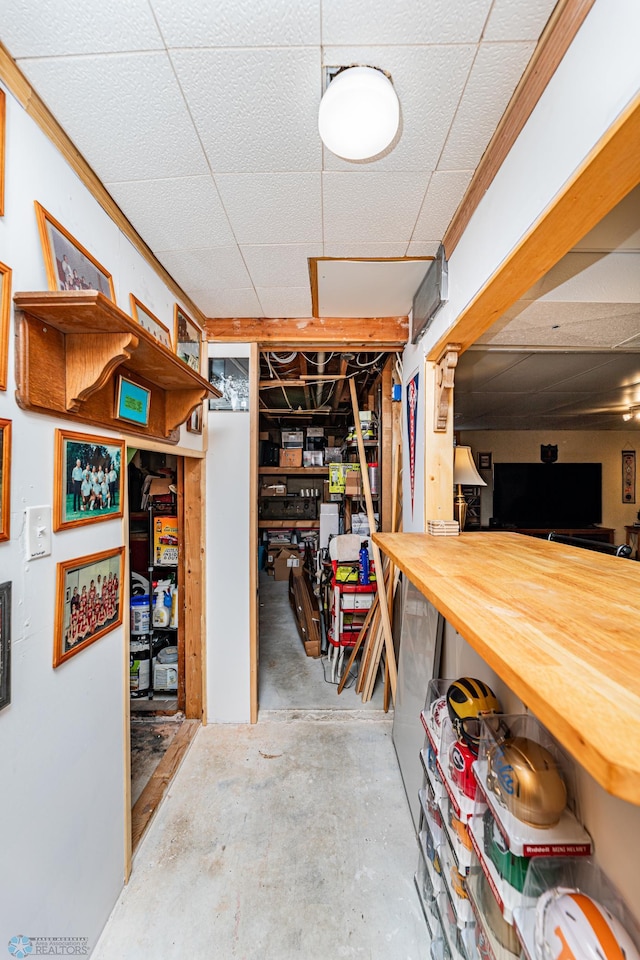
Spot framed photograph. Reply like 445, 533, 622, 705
34, 201, 115, 300
0, 580, 10, 711
186, 404, 203, 434
0, 89, 5, 218
0, 419, 11, 543
208, 357, 250, 412
54, 429, 124, 532
622, 450, 636, 504
53, 546, 124, 668
0, 260, 11, 391
115, 376, 150, 427
174, 305, 203, 372
130, 294, 172, 349
478, 452, 492, 471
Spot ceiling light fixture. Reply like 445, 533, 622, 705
318, 66, 400, 161
622, 405, 640, 422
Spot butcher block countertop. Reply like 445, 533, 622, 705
373, 531, 640, 805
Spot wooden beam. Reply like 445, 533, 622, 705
331, 358, 349, 412
183, 456, 206, 720
443, 0, 597, 257
249, 344, 259, 724
205, 316, 408, 347
430, 92, 640, 362
380, 358, 393, 532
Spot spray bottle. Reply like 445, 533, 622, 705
152, 579, 173, 628
359, 540, 370, 585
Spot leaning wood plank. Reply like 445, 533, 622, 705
356, 602, 381, 694
349, 378, 398, 700
131, 719, 199, 851
337, 600, 377, 695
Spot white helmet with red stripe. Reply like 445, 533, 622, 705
535, 887, 640, 960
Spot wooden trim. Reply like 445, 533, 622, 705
0, 88, 5, 217
176, 458, 186, 714
0, 260, 11, 391
429, 92, 640, 361
443, 0, 597, 257
183, 456, 206, 720
309, 258, 319, 318
0, 419, 10, 542
205, 316, 408, 348
249, 343, 259, 724
380, 358, 393, 532
121, 502, 132, 882
130, 719, 199, 851
0, 43, 207, 329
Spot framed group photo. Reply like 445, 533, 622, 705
174, 305, 203, 373
208, 357, 250, 412
54, 547, 124, 668
34, 201, 115, 300
54, 429, 124, 532
130, 294, 172, 349
0, 418, 11, 543
0, 261, 11, 391
0, 580, 11, 712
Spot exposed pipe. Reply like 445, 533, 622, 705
315, 351, 326, 406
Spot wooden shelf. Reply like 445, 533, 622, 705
374, 530, 640, 805
259, 466, 327, 476
258, 520, 320, 529
14, 291, 220, 442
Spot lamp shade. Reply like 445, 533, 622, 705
318, 66, 400, 161
454, 446, 487, 487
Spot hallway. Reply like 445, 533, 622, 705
93, 720, 427, 959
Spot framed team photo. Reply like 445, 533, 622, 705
130, 294, 172, 349
54, 429, 124, 532
0, 260, 11, 391
174, 305, 202, 372
0, 580, 11, 712
34, 201, 115, 300
0, 418, 11, 543
53, 547, 124, 668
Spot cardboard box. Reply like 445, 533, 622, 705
260, 483, 287, 497
281, 430, 304, 448
259, 431, 270, 441
153, 516, 179, 566
303, 450, 323, 467
306, 426, 324, 438
279, 448, 303, 467
273, 548, 301, 581
345, 472, 362, 496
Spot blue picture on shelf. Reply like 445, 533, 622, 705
116, 376, 150, 426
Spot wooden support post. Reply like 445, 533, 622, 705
424, 356, 455, 526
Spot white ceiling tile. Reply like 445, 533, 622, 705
483, 0, 557, 41
317, 259, 430, 318
406, 241, 441, 257
323, 242, 408, 258
256, 287, 313, 318
411, 170, 474, 241
19, 53, 208, 182
171, 48, 321, 173
438, 42, 535, 170
157, 247, 252, 292
322, 172, 429, 242
151, 0, 321, 47
193, 288, 263, 317
322, 0, 492, 44
240, 245, 323, 287
322, 45, 476, 172
107, 177, 235, 250
480, 301, 640, 348
3, 0, 163, 57
216, 174, 322, 244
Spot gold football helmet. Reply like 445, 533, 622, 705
486, 736, 567, 828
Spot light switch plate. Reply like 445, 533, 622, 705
25, 505, 52, 561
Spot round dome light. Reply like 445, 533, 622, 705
318, 66, 400, 161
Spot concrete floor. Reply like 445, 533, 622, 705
95, 569, 426, 958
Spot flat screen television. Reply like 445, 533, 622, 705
492, 462, 602, 528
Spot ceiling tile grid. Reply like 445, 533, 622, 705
483, 0, 558, 41
187, 286, 263, 318
214, 173, 323, 245
156, 246, 252, 293
320, 0, 493, 45
255, 286, 314, 318
150, 0, 321, 47
411, 170, 475, 242
321, 171, 430, 242
240, 244, 323, 288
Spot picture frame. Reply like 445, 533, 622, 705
622, 450, 636, 504
0, 260, 11, 391
0, 89, 5, 218
0, 580, 11, 711
208, 357, 250, 412
0, 419, 11, 543
478, 452, 492, 471
34, 201, 115, 301
174, 305, 203, 373
130, 294, 172, 349
115, 376, 150, 427
54, 429, 124, 532
53, 546, 124, 668
186, 404, 203, 434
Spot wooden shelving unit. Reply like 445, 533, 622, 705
259, 466, 327, 476
258, 519, 319, 529
14, 290, 220, 442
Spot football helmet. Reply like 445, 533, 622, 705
483, 808, 529, 893
450, 810, 473, 851
430, 695, 449, 743
534, 887, 640, 960
449, 740, 477, 801
486, 736, 567, 828
449, 864, 468, 901
446, 678, 501, 754
478, 870, 521, 956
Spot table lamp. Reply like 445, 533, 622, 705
454, 446, 487, 531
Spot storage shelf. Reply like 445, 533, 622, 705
258, 520, 320, 529
259, 466, 327, 476
374, 530, 640, 805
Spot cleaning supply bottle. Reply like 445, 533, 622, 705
152, 580, 172, 628
359, 540, 370, 585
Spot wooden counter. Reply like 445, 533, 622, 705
373, 531, 640, 805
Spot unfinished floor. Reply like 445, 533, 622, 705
95, 569, 425, 958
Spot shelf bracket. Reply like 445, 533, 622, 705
434, 343, 460, 432
65, 332, 138, 413
165, 388, 208, 434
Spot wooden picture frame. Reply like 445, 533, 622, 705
0, 580, 10, 711
622, 449, 636, 504
53, 546, 124, 668
0, 89, 5, 218
0, 419, 11, 543
478, 452, 492, 471
174, 305, 203, 372
0, 261, 11, 391
54, 429, 124, 532
115, 375, 150, 427
186, 404, 203, 434
34, 201, 115, 301
130, 294, 172, 349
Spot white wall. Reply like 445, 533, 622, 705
0, 83, 203, 950
205, 342, 252, 722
